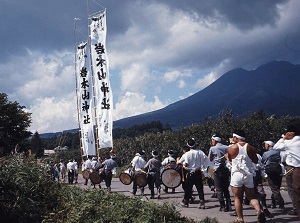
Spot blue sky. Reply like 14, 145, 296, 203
0, 0, 299, 133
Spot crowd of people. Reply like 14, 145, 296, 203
81, 152, 118, 192
123, 124, 300, 223
52, 123, 300, 223
52, 158, 78, 184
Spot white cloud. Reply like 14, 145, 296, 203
195, 72, 217, 89
114, 91, 166, 120
163, 70, 192, 83
120, 63, 150, 92
28, 95, 77, 133
163, 70, 181, 82
2, 50, 77, 133
177, 79, 186, 89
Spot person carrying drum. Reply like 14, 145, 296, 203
162, 150, 176, 193
130, 150, 147, 195
99, 154, 118, 193
82, 156, 92, 185
143, 150, 162, 199
90, 156, 102, 188
208, 134, 232, 212
178, 137, 212, 209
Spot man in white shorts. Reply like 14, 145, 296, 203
227, 130, 266, 223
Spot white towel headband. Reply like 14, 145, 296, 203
233, 133, 245, 141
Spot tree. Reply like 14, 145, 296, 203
31, 131, 43, 157
0, 93, 32, 155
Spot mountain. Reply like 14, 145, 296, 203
114, 61, 300, 129
39, 128, 79, 138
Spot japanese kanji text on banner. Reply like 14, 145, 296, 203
89, 9, 113, 149
76, 42, 96, 156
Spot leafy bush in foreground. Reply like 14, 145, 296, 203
0, 155, 61, 222
0, 155, 219, 223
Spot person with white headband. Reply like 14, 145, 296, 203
261, 140, 285, 213
130, 150, 147, 196
227, 130, 266, 223
208, 134, 232, 212
273, 124, 300, 220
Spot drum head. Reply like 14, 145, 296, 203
89, 172, 102, 184
119, 172, 132, 185
161, 168, 181, 188
135, 172, 147, 187
82, 170, 89, 180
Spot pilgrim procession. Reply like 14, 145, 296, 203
69, 128, 299, 223
1, 1, 300, 223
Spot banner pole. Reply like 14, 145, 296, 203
87, 0, 100, 160
74, 18, 84, 162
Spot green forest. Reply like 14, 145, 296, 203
32, 110, 300, 168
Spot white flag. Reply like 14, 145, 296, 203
76, 42, 96, 156
89, 9, 113, 149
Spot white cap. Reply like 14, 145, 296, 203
264, 141, 274, 147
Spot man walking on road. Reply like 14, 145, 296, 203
274, 124, 300, 220
261, 140, 285, 212
227, 130, 266, 223
177, 137, 212, 209
208, 134, 232, 212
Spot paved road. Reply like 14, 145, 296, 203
74, 174, 299, 223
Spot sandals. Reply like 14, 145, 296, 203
230, 211, 265, 223
229, 218, 245, 223
229, 218, 246, 223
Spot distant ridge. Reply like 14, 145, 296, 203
113, 60, 300, 129
40, 128, 79, 138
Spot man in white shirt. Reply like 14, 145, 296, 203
130, 150, 147, 195
82, 156, 92, 185
73, 159, 78, 184
177, 138, 212, 209
273, 124, 300, 220
67, 159, 76, 184
162, 150, 176, 193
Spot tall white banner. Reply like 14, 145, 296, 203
89, 9, 113, 149
76, 42, 96, 156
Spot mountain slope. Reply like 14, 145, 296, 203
115, 60, 300, 129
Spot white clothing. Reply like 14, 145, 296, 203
67, 161, 76, 172
162, 156, 176, 168
131, 155, 146, 171
82, 159, 92, 171
73, 161, 78, 174
230, 143, 254, 188
91, 160, 100, 169
273, 135, 300, 167
59, 162, 66, 172
178, 149, 212, 171
230, 172, 254, 188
